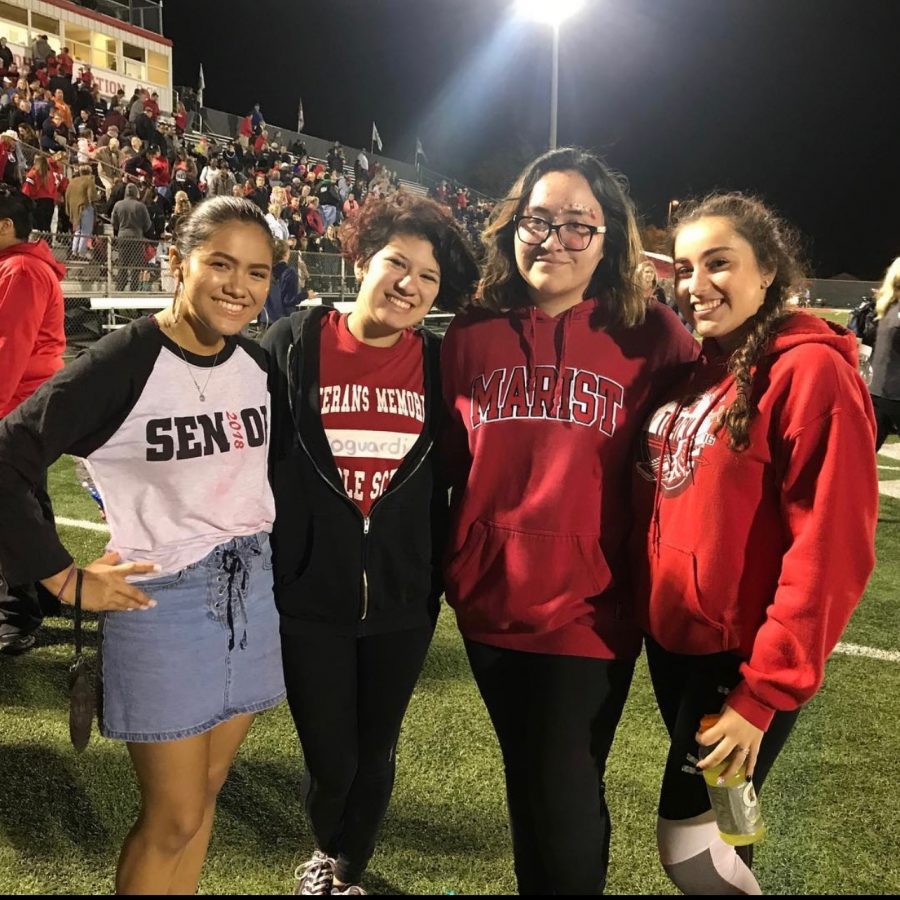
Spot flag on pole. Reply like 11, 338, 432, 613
415, 137, 428, 165
371, 121, 383, 152
197, 63, 205, 106
297, 97, 304, 133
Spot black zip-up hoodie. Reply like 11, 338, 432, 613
262, 306, 447, 637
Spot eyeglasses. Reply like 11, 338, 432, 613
514, 214, 606, 251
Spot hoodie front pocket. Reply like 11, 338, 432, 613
445, 519, 612, 634
649, 542, 728, 652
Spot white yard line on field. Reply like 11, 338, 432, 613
55, 516, 110, 533
834, 642, 900, 663
879, 480, 900, 500
879, 444, 900, 462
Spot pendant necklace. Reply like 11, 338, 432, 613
175, 342, 220, 401
162, 314, 221, 402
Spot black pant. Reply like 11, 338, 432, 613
645, 636, 799, 829
0, 470, 56, 639
464, 639, 635, 895
872, 394, 900, 450
33, 197, 54, 232
281, 622, 435, 884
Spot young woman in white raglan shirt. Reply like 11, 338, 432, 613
0, 197, 285, 894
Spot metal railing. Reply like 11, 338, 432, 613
39, 230, 360, 343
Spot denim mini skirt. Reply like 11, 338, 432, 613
99, 532, 286, 742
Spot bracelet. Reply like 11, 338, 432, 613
55, 563, 77, 603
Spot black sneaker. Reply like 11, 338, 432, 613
331, 885, 367, 895
0, 633, 37, 655
294, 850, 337, 895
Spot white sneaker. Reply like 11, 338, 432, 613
294, 850, 337, 895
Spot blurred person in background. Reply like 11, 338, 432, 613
870, 256, 900, 449
0, 186, 66, 654
21, 153, 56, 231
65, 163, 97, 259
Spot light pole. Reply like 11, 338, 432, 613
667, 198, 680, 227
518, 0, 586, 150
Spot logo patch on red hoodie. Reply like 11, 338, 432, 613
636, 392, 722, 496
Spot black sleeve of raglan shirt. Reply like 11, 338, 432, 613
0, 318, 162, 585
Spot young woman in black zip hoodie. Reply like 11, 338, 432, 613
262, 194, 479, 896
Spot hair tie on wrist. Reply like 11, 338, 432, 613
56, 562, 77, 602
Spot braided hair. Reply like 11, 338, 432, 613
672, 193, 805, 451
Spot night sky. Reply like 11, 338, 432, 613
165, 0, 900, 280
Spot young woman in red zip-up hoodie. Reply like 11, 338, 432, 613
440, 148, 698, 894
632, 194, 877, 893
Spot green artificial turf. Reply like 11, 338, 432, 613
0, 459, 898, 894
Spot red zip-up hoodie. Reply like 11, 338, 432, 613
441, 298, 698, 658
0, 240, 67, 417
632, 313, 878, 730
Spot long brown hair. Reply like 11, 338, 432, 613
672, 193, 804, 451
479, 147, 646, 327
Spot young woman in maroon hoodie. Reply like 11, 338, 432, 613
632, 193, 878, 893
440, 148, 698, 894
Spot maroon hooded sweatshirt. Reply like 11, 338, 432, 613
441, 298, 698, 659
632, 313, 878, 730
0, 240, 66, 417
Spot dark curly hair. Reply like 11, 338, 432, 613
339, 193, 479, 313
479, 147, 646, 327
671, 192, 805, 451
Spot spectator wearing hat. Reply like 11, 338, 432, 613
165, 167, 201, 206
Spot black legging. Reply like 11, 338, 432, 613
645, 634, 800, 866
464, 639, 635, 895
872, 395, 900, 450
281, 622, 435, 885
33, 197, 54, 232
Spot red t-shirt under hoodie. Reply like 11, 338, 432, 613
440, 298, 699, 659
631, 313, 878, 730
319, 311, 424, 518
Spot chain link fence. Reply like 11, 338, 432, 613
41, 229, 365, 347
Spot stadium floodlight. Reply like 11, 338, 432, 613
517, 0, 586, 28
516, 0, 587, 149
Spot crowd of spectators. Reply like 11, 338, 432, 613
0, 45, 491, 297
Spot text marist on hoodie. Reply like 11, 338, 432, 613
470, 364, 625, 435
636, 392, 722, 497
320, 382, 424, 510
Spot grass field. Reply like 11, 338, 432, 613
2, 307, 898, 895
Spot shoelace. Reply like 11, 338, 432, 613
294, 854, 335, 896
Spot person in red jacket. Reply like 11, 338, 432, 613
440, 147, 698, 895
0, 186, 66, 654
631, 193, 877, 894
21, 154, 58, 230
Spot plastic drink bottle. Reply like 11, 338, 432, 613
698, 714, 766, 846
